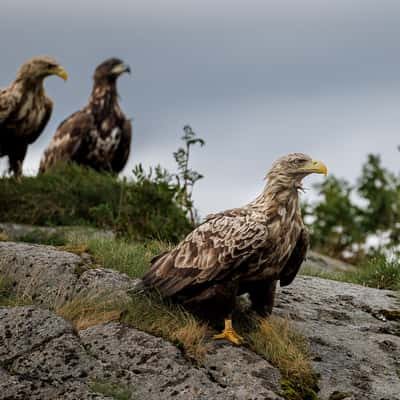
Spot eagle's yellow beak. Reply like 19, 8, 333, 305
301, 160, 328, 176
50, 66, 68, 81
111, 63, 131, 75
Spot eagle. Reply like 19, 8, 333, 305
39, 58, 132, 174
0, 56, 68, 177
143, 153, 327, 345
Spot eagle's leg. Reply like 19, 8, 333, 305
8, 143, 27, 178
183, 281, 243, 345
248, 279, 277, 317
213, 318, 243, 345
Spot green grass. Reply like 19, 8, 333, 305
302, 255, 400, 291
68, 234, 170, 278
89, 380, 133, 400
0, 163, 192, 243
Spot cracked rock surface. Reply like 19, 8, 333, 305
275, 276, 400, 400
0, 241, 399, 399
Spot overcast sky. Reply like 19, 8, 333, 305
1, 0, 399, 216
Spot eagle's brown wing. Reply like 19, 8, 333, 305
279, 228, 309, 287
39, 110, 94, 173
143, 212, 268, 297
111, 118, 132, 173
0, 88, 19, 123
27, 97, 53, 144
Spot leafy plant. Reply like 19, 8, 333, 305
173, 125, 205, 224
304, 153, 400, 262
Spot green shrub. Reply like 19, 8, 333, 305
0, 164, 192, 243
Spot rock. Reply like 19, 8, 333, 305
275, 276, 400, 400
0, 242, 80, 306
0, 242, 138, 307
203, 344, 283, 400
0, 306, 110, 400
300, 250, 356, 275
0, 222, 115, 242
1, 240, 399, 399
75, 268, 137, 294
80, 322, 235, 400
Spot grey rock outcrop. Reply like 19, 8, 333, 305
0, 241, 399, 399
275, 276, 400, 400
0, 306, 283, 400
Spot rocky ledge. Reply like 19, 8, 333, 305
0, 241, 399, 400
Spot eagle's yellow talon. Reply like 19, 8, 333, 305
213, 319, 243, 345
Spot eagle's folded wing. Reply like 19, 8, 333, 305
0, 88, 18, 123
279, 228, 309, 286
143, 212, 268, 296
27, 97, 53, 144
111, 118, 132, 173
40, 111, 94, 172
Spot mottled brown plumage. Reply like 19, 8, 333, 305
143, 154, 327, 342
39, 58, 132, 174
0, 56, 68, 177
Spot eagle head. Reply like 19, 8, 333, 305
17, 56, 68, 82
93, 58, 131, 83
268, 153, 327, 185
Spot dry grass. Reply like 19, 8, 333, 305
56, 244, 89, 255
245, 315, 318, 397
123, 293, 210, 362
0, 232, 9, 241
56, 290, 128, 331
0, 274, 32, 307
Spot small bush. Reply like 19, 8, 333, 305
0, 163, 192, 243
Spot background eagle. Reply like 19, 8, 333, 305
0, 56, 68, 177
39, 58, 132, 174
143, 153, 327, 344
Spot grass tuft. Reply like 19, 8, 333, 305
245, 316, 318, 400
56, 290, 129, 331
67, 234, 171, 278
123, 293, 210, 362
0, 274, 32, 307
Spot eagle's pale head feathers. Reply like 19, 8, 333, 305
16, 56, 68, 83
269, 153, 327, 178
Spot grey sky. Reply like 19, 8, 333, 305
1, 0, 399, 215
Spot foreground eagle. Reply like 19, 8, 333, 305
143, 153, 327, 344
0, 56, 68, 177
40, 58, 132, 174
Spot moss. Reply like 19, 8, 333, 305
328, 391, 353, 400
89, 380, 133, 400
380, 309, 400, 321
